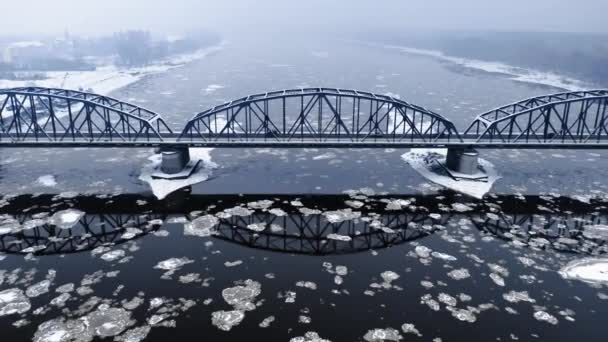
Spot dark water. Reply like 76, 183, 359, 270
1, 37, 608, 341
1, 192, 607, 341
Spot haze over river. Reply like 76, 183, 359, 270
1, 37, 608, 341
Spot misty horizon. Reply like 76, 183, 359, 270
1, 0, 608, 38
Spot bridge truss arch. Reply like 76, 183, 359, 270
0, 87, 172, 144
179, 88, 461, 147
465, 90, 608, 145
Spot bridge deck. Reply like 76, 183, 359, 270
2, 133, 608, 149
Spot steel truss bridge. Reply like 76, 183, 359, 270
1, 87, 608, 149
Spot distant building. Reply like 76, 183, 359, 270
3, 41, 47, 64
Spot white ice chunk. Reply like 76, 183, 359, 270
559, 258, 608, 285
0, 288, 31, 316
37, 175, 57, 187
49, 209, 85, 229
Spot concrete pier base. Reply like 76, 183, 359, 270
446, 148, 479, 175
152, 147, 200, 180
160, 148, 190, 174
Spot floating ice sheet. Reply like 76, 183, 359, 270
0, 288, 31, 316
402, 149, 500, 199
559, 258, 608, 285
36, 175, 57, 187
49, 209, 85, 229
139, 148, 217, 200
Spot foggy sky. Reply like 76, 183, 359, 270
2, 0, 608, 37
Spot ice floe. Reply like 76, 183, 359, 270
502, 290, 536, 303
221, 279, 261, 311
221, 206, 254, 217
184, 215, 219, 237
154, 257, 194, 273
447, 268, 471, 280
101, 249, 126, 262
533, 311, 559, 325
115, 326, 151, 342
324, 209, 361, 223
327, 233, 352, 242
363, 328, 403, 341
0, 288, 31, 316
259, 316, 275, 328
49, 209, 85, 229
402, 149, 499, 199
559, 258, 608, 285
36, 175, 57, 187
33, 305, 133, 342
139, 148, 217, 200
290, 331, 332, 342
26, 280, 51, 298
401, 323, 422, 337
211, 310, 245, 331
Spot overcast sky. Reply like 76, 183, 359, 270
2, 0, 608, 37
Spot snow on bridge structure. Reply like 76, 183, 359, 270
1, 86, 608, 176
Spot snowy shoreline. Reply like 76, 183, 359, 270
359, 41, 591, 91
0, 41, 226, 96
0, 42, 226, 199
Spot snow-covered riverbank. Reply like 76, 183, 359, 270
366, 42, 591, 91
0, 42, 225, 96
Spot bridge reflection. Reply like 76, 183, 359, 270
0, 213, 163, 255
213, 210, 439, 255
0, 194, 606, 256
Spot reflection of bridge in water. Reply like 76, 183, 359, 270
0, 194, 606, 256
0, 213, 164, 255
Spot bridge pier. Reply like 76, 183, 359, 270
151, 147, 200, 180
160, 147, 191, 174
446, 148, 479, 175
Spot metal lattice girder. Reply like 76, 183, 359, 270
464, 90, 608, 143
0, 87, 172, 143
3, 86, 608, 148
179, 88, 462, 144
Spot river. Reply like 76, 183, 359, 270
1, 36, 607, 341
